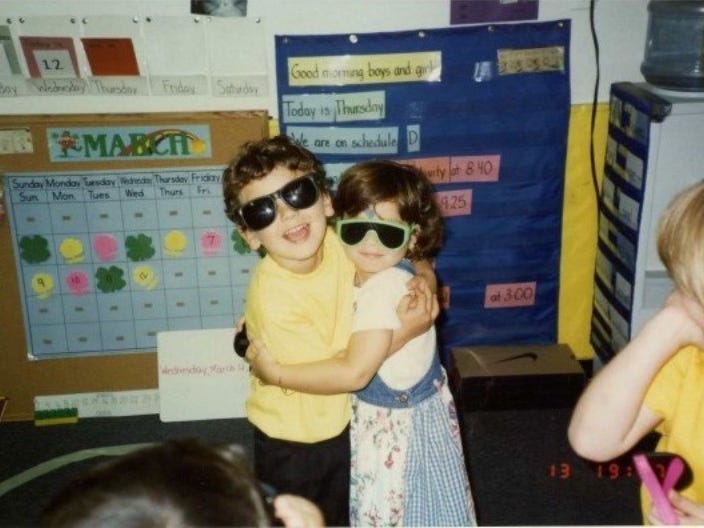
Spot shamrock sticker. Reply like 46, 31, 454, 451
95, 266, 127, 293
231, 229, 252, 255
125, 233, 156, 262
19, 235, 51, 264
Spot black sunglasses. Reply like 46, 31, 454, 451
238, 174, 320, 231
336, 218, 415, 250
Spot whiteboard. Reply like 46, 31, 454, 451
157, 328, 250, 422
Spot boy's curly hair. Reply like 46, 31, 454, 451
223, 135, 327, 228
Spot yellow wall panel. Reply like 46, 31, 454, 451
558, 104, 609, 359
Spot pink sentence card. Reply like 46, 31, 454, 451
450, 155, 501, 182
484, 281, 537, 308
435, 189, 472, 217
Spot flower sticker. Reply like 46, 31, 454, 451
164, 230, 188, 257
66, 270, 90, 296
200, 230, 222, 256
59, 237, 85, 264
31, 272, 54, 300
93, 233, 118, 262
133, 264, 159, 290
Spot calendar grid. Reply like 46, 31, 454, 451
5, 167, 257, 359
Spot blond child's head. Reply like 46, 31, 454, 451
657, 181, 704, 307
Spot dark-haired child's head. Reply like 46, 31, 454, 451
222, 135, 333, 273
223, 135, 327, 230
333, 160, 443, 260
41, 438, 272, 527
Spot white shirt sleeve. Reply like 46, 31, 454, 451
351, 267, 410, 333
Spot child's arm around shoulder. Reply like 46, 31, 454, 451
246, 264, 438, 394
568, 291, 704, 461
409, 258, 437, 294
247, 328, 391, 394
389, 258, 438, 355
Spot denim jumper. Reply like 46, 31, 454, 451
355, 349, 443, 409
354, 258, 444, 410
348, 261, 476, 527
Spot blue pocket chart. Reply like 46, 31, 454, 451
275, 20, 571, 357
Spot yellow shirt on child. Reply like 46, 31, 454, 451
244, 228, 354, 443
642, 345, 704, 522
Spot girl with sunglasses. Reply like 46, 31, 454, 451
249, 160, 476, 527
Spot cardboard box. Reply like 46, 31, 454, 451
450, 343, 586, 412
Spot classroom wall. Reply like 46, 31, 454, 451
0, 0, 651, 386
0, 0, 650, 116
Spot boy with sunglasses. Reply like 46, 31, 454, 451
222, 136, 437, 526
247, 160, 476, 527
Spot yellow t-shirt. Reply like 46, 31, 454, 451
244, 228, 355, 443
642, 345, 704, 522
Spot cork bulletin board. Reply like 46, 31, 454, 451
0, 111, 268, 420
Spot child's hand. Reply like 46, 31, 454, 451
246, 337, 280, 385
274, 494, 325, 527
406, 272, 436, 296
649, 491, 704, 525
406, 277, 440, 318
397, 278, 439, 341
410, 259, 438, 294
